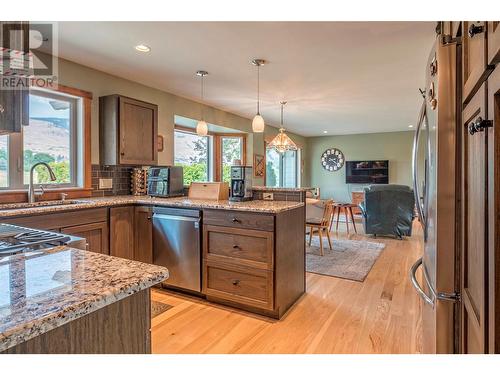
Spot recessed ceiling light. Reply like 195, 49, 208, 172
323, 130, 328, 134
408, 125, 414, 128
135, 44, 151, 53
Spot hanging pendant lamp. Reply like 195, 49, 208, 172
267, 101, 298, 153
196, 70, 209, 136
251, 59, 266, 133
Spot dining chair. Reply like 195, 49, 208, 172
306, 199, 334, 256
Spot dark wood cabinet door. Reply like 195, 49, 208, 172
110, 206, 135, 260
119, 97, 158, 165
488, 21, 500, 65
134, 206, 153, 263
487, 66, 500, 353
461, 83, 489, 353
0, 21, 29, 134
61, 222, 109, 255
462, 21, 489, 103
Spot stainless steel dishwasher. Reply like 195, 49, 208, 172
152, 207, 201, 292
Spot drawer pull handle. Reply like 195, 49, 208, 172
232, 279, 240, 286
468, 23, 484, 38
231, 217, 241, 223
232, 245, 241, 250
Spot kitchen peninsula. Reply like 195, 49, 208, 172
0, 195, 306, 322
0, 246, 169, 354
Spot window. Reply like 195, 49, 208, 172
221, 136, 243, 183
174, 130, 211, 185
0, 89, 82, 190
266, 148, 300, 188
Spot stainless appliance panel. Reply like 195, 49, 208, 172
152, 208, 201, 292
410, 33, 459, 354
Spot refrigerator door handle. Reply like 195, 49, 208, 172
412, 99, 427, 229
410, 257, 435, 307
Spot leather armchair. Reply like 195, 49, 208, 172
359, 184, 415, 238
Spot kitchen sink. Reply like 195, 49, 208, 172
0, 200, 91, 211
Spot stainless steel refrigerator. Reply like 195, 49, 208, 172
410, 29, 460, 353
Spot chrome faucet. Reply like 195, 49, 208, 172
28, 162, 57, 203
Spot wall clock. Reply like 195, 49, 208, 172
321, 148, 345, 171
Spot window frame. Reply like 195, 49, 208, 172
174, 124, 247, 184
174, 127, 213, 185
22, 89, 79, 188
0, 84, 93, 202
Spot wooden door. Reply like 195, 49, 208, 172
461, 83, 489, 353
134, 206, 153, 263
61, 222, 109, 255
487, 66, 500, 352
110, 206, 135, 260
488, 22, 500, 65
119, 97, 158, 165
462, 21, 489, 103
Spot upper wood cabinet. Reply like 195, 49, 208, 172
99, 95, 158, 166
463, 21, 490, 104
0, 21, 29, 135
488, 21, 500, 66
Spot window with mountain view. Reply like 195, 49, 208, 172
24, 92, 77, 185
174, 130, 211, 185
0, 89, 81, 190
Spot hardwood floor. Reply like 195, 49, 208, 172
151, 222, 423, 354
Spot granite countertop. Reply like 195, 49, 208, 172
0, 195, 304, 218
0, 246, 169, 352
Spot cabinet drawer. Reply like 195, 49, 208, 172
204, 261, 273, 310
203, 209, 274, 232
463, 21, 489, 103
204, 225, 273, 269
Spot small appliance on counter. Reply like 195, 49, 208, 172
229, 165, 253, 202
0, 223, 86, 258
147, 166, 184, 197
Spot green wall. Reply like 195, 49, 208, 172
305, 131, 415, 202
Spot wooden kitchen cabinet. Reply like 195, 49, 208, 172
0, 21, 29, 134
134, 206, 153, 263
462, 21, 491, 104
202, 206, 305, 319
488, 21, 500, 65
61, 221, 109, 255
99, 95, 158, 166
110, 206, 135, 260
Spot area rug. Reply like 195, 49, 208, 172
151, 300, 173, 318
306, 237, 386, 282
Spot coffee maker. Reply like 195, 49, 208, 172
229, 166, 253, 202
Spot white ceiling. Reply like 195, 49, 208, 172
57, 21, 436, 137
174, 115, 244, 134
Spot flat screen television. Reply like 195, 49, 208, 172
345, 160, 389, 184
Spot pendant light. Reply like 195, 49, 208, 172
251, 59, 266, 133
267, 101, 298, 153
196, 70, 209, 136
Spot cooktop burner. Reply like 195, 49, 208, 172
0, 223, 71, 256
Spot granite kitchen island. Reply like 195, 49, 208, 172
0, 246, 169, 354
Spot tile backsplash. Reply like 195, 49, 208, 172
91, 165, 132, 197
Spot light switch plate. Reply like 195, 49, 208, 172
263, 192, 274, 201
99, 178, 113, 189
